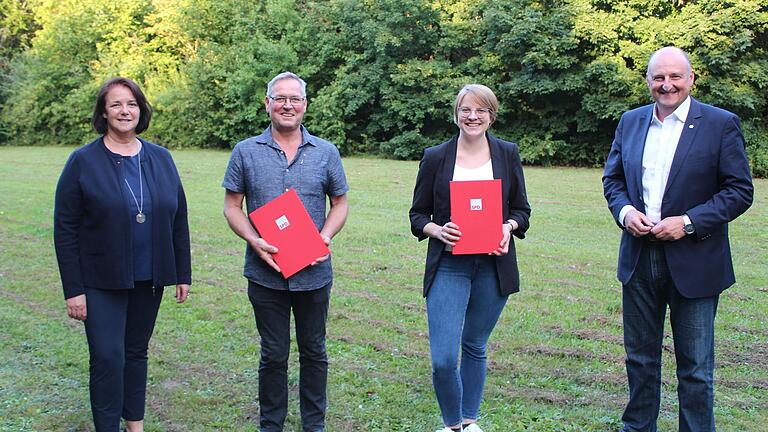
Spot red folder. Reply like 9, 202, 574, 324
248, 188, 330, 279
449, 179, 503, 255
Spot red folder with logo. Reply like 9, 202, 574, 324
248, 188, 330, 279
449, 179, 503, 255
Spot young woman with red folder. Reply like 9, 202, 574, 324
409, 84, 531, 432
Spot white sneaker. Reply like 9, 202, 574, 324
463, 424, 484, 432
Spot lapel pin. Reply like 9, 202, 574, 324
688, 125, 694, 128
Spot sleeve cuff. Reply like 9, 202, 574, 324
618, 205, 636, 228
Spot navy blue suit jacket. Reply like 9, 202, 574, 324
409, 133, 531, 297
603, 98, 753, 298
54, 137, 192, 299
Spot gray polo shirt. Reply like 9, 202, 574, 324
223, 125, 349, 291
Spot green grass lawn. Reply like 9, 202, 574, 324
1, 146, 766, 432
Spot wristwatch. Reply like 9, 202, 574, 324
682, 214, 695, 235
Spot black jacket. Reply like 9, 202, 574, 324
54, 137, 191, 299
409, 133, 531, 297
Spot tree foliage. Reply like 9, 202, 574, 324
1, 0, 767, 175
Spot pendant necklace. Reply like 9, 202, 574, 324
123, 141, 145, 223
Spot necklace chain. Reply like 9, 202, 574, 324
120, 140, 144, 223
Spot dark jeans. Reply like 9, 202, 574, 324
83, 282, 164, 432
248, 281, 331, 432
621, 243, 718, 432
426, 253, 508, 427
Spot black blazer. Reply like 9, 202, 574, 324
54, 137, 192, 299
409, 133, 531, 297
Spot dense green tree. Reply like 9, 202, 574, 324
148, 0, 300, 148
1, 0, 766, 175
298, 0, 451, 156
477, 0, 767, 169
0, 0, 40, 142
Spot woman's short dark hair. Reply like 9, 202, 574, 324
91, 77, 152, 134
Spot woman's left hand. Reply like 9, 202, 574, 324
490, 221, 515, 256
175, 284, 190, 303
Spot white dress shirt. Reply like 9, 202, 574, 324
619, 96, 691, 225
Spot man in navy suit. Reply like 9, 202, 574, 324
603, 46, 753, 432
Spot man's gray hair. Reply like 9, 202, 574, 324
266, 72, 307, 97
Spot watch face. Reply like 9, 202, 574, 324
684, 224, 695, 234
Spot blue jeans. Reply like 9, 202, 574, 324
83, 282, 164, 432
248, 281, 331, 432
621, 243, 718, 432
426, 253, 508, 427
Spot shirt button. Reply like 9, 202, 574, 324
285, 169, 289, 172
285, 188, 289, 192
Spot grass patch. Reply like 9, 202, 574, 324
0, 146, 766, 431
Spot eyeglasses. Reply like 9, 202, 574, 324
269, 96, 306, 105
458, 107, 492, 117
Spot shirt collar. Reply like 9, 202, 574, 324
651, 95, 691, 126
254, 125, 317, 149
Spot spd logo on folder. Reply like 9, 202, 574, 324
275, 215, 290, 230
470, 198, 483, 211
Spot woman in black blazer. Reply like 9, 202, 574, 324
54, 77, 191, 432
409, 84, 530, 432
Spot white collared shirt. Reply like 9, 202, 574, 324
619, 96, 691, 225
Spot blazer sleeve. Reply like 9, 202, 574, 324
171, 159, 192, 285
603, 114, 634, 228
506, 144, 531, 239
686, 115, 753, 238
409, 148, 437, 241
54, 152, 85, 299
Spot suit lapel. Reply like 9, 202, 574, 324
631, 106, 653, 201
436, 137, 458, 218
488, 132, 504, 180
664, 98, 703, 197
438, 136, 458, 183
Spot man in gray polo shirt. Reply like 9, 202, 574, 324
223, 71, 349, 432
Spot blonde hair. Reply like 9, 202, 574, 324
453, 84, 499, 125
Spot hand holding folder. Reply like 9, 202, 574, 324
248, 189, 330, 278
250, 237, 281, 273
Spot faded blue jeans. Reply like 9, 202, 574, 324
426, 253, 508, 427
621, 242, 719, 432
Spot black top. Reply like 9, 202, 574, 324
109, 148, 154, 281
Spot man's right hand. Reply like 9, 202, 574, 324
623, 209, 655, 238
251, 238, 281, 272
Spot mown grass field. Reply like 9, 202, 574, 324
1, 146, 766, 432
